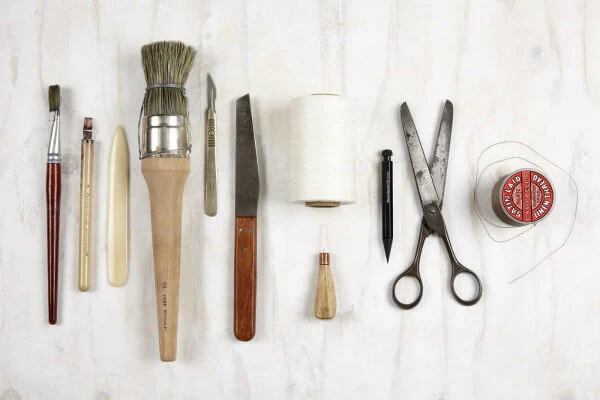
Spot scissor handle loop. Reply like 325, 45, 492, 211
392, 267, 423, 310
449, 265, 483, 306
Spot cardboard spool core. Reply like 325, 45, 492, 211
305, 201, 341, 208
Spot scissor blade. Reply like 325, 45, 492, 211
431, 100, 453, 207
400, 103, 440, 208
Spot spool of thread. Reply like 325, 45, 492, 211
289, 94, 356, 207
492, 169, 555, 226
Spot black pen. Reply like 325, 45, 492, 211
381, 150, 393, 262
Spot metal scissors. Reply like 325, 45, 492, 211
392, 101, 483, 309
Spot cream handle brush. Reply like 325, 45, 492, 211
78, 118, 94, 291
140, 41, 196, 362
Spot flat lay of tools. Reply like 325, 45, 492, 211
41, 39, 572, 362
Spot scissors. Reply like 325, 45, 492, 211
392, 101, 483, 309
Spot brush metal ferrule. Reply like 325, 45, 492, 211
47, 111, 61, 163
139, 115, 191, 159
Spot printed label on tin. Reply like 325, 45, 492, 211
501, 170, 554, 223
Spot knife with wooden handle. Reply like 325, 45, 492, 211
234, 94, 260, 341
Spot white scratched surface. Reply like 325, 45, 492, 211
1, 0, 599, 399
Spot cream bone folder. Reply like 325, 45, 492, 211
107, 126, 129, 287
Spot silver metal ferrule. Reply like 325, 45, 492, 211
47, 111, 61, 163
139, 115, 191, 159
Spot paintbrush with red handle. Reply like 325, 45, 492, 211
46, 85, 61, 325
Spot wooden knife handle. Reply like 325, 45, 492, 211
142, 157, 190, 361
234, 216, 257, 341
46, 163, 61, 325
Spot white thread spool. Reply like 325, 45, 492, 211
289, 94, 356, 207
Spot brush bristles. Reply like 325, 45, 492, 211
49, 85, 60, 112
141, 41, 196, 116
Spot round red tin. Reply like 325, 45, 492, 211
493, 169, 555, 225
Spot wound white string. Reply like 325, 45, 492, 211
289, 95, 356, 206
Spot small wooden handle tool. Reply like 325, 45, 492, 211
315, 252, 336, 319
142, 158, 190, 361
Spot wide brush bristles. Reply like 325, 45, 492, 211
141, 41, 196, 116
49, 85, 60, 112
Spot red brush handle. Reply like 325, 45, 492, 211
46, 163, 61, 325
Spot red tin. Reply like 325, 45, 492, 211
492, 169, 555, 226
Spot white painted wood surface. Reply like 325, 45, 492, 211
0, 0, 598, 398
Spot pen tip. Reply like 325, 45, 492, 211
383, 239, 392, 263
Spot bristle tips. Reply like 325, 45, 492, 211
140, 41, 196, 116
48, 85, 60, 112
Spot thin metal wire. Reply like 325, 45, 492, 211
472, 141, 578, 284
137, 84, 191, 159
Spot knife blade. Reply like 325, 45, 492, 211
234, 94, 259, 341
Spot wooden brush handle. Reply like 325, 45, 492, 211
142, 157, 190, 362
234, 216, 257, 341
315, 255, 336, 319
46, 163, 61, 325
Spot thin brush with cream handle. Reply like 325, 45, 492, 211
78, 118, 94, 291
107, 126, 129, 287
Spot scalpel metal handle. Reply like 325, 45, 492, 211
204, 110, 217, 216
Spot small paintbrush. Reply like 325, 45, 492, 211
46, 85, 61, 324
78, 117, 94, 291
